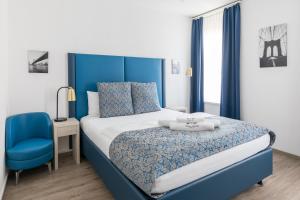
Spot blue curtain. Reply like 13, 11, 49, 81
190, 18, 204, 113
220, 4, 241, 119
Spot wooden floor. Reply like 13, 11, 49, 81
3, 150, 300, 200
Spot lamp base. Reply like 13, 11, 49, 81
54, 117, 67, 122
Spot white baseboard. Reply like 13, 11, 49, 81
0, 173, 8, 200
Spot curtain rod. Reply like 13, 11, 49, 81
192, 0, 241, 19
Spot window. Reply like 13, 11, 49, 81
203, 12, 223, 104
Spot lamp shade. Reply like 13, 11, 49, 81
185, 67, 193, 77
67, 87, 76, 102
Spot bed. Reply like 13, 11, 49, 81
68, 53, 273, 200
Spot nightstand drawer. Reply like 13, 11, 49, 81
56, 125, 78, 137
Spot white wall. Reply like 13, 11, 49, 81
8, 0, 191, 118
241, 0, 300, 156
0, 0, 8, 196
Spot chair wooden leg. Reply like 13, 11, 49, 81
15, 170, 22, 185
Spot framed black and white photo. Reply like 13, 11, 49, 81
259, 23, 287, 68
28, 50, 49, 73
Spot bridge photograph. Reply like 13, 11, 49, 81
259, 23, 287, 67
28, 50, 48, 73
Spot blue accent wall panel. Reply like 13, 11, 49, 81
71, 54, 125, 119
125, 57, 164, 107
68, 53, 166, 119
68, 53, 76, 118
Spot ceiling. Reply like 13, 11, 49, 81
131, 0, 236, 17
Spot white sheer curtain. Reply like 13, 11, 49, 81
203, 11, 223, 104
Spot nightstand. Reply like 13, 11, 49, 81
166, 106, 188, 113
53, 118, 80, 170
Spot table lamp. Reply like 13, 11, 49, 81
55, 86, 76, 122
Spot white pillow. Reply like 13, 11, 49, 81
87, 91, 100, 117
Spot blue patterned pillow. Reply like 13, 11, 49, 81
97, 82, 134, 118
131, 82, 161, 114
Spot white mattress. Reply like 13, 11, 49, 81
81, 109, 270, 194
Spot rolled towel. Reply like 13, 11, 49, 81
206, 119, 221, 128
169, 121, 215, 132
176, 116, 205, 123
158, 120, 175, 127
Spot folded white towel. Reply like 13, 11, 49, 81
158, 120, 174, 127
158, 118, 221, 131
169, 121, 215, 132
176, 116, 205, 123
206, 119, 221, 128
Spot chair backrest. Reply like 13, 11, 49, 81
5, 112, 52, 149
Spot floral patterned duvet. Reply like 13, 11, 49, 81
109, 116, 276, 197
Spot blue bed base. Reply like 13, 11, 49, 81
68, 53, 273, 200
82, 132, 272, 200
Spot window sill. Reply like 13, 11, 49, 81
204, 102, 220, 106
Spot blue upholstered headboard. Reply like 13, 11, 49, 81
68, 53, 165, 120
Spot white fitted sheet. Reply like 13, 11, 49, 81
81, 109, 270, 194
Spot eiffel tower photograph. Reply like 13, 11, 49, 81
259, 23, 287, 68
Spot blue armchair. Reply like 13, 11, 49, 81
5, 112, 53, 184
